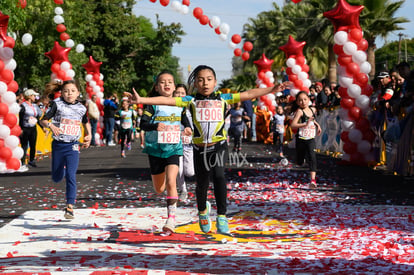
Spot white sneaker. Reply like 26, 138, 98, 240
18, 165, 29, 172
108, 141, 116, 146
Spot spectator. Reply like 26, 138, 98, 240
103, 93, 118, 146
87, 94, 100, 146
241, 97, 254, 141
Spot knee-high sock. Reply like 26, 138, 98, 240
166, 196, 178, 219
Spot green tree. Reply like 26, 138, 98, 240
375, 37, 414, 72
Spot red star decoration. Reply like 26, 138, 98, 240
279, 35, 306, 58
0, 12, 10, 41
323, 0, 364, 32
253, 54, 274, 72
45, 41, 71, 64
82, 56, 102, 74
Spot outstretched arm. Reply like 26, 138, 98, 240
239, 82, 291, 102
126, 88, 176, 106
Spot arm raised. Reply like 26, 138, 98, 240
239, 81, 291, 102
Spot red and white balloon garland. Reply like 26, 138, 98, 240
279, 35, 311, 98
0, 12, 24, 172
83, 56, 105, 145
324, 0, 375, 165
254, 54, 276, 114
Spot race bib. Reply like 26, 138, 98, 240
28, 116, 37, 125
276, 125, 284, 133
59, 118, 81, 137
195, 100, 223, 122
181, 134, 192, 144
298, 121, 316, 139
121, 121, 132, 129
157, 125, 180, 144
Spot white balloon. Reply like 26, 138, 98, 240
67, 69, 76, 78
290, 89, 300, 97
1, 91, 16, 105
60, 61, 71, 71
0, 125, 11, 139
259, 84, 267, 88
228, 41, 236, 49
180, 5, 189, 14
352, 50, 367, 64
89, 80, 97, 87
341, 120, 355, 131
343, 41, 357, 55
100, 73, 104, 80
269, 77, 275, 84
53, 15, 65, 24
360, 61, 372, 74
292, 64, 302, 74
347, 84, 361, 98
348, 128, 363, 143
5, 135, 19, 149
303, 79, 312, 88
8, 102, 21, 114
171, 0, 181, 11
357, 140, 372, 154
22, 33, 33, 46
286, 57, 296, 67
210, 16, 221, 28
7, 32, 17, 40
265, 71, 274, 78
355, 94, 369, 109
93, 86, 101, 93
97, 91, 104, 98
85, 74, 93, 82
0, 81, 7, 95
218, 34, 227, 41
12, 147, 24, 159
0, 47, 14, 60
334, 31, 348, 45
298, 71, 308, 80
65, 39, 75, 48
75, 44, 85, 53
0, 161, 6, 173
5, 59, 17, 71
267, 93, 275, 101
219, 23, 230, 35
54, 7, 64, 15
338, 75, 353, 88
0, 39, 3, 48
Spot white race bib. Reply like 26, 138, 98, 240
298, 121, 316, 139
157, 125, 180, 144
59, 118, 81, 137
195, 100, 223, 122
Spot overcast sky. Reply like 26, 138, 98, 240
133, 0, 414, 84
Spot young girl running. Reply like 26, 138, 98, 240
39, 80, 91, 219
271, 105, 286, 158
115, 99, 136, 158
130, 65, 289, 234
138, 70, 192, 233
290, 91, 321, 188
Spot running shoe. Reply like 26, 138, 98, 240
18, 165, 29, 172
179, 190, 188, 201
162, 217, 175, 233
309, 179, 317, 189
140, 143, 145, 149
198, 201, 211, 233
64, 206, 74, 219
216, 215, 230, 234
127, 142, 131, 151
121, 150, 126, 158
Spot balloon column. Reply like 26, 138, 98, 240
0, 12, 24, 172
279, 35, 311, 98
82, 56, 104, 145
324, 0, 374, 165
254, 54, 276, 114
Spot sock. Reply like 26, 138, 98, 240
166, 196, 178, 219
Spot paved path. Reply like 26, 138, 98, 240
0, 142, 413, 274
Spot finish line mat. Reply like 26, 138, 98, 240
0, 203, 413, 274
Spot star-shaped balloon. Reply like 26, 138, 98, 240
253, 54, 274, 73
0, 12, 10, 41
45, 41, 71, 63
82, 56, 102, 74
279, 35, 306, 58
323, 0, 364, 32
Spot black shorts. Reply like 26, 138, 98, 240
148, 154, 180, 175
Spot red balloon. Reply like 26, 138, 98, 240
340, 97, 355, 109
243, 41, 253, 52
56, 24, 66, 33
54, 0, 64, 4
0, 69, 13, 84
149, 0, 156, 2
354, 72, 368, 86
355, 117, 370, 131
241, 52, 250, 61
4, 113, 17, 128
193, 7, 203, 19
17, 0, 27, 9
160, 0, 169, 6
323, 0, 364, 32
6, 157, 20, 170
4, 36, 15, 48
7, 80, 18, 93
0, 102, 8, 116
286, 67, 293, 75
0, 59, 4, 72
296, 55, 305, 66
234, 48, 242, 57
10, 125, 21, 136
231, 34, 241, 44
340, 131, 349, 142
349, 28, 363, 42
293, 79, 303, 89
343, 141, 357, 154
346, 62, 360, 76
279, 35, 306, 58
302, 64, 309, 73
182, 0, 190, 6
0, 139, 3, 148
338, 87, 348, 98
258, 71, 266, 80
288, 74, 298, 82
60, 32, 70, 41
214, 27, 220, 34
357, 39, 368, 51
363, 129, 376, 143
199, 15, 209, 25
57, 70, 67, 80
82, 56, 102, 74
362, 84, 373, 96
0, 146, 12, 161
45, 41, 71, 63
349, 106, 361, 120
51, 63, 61, 74
333, 44, 343, 55
253, 54, 274, 72
337, 54, 352, 66
350, 152, 365, 165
